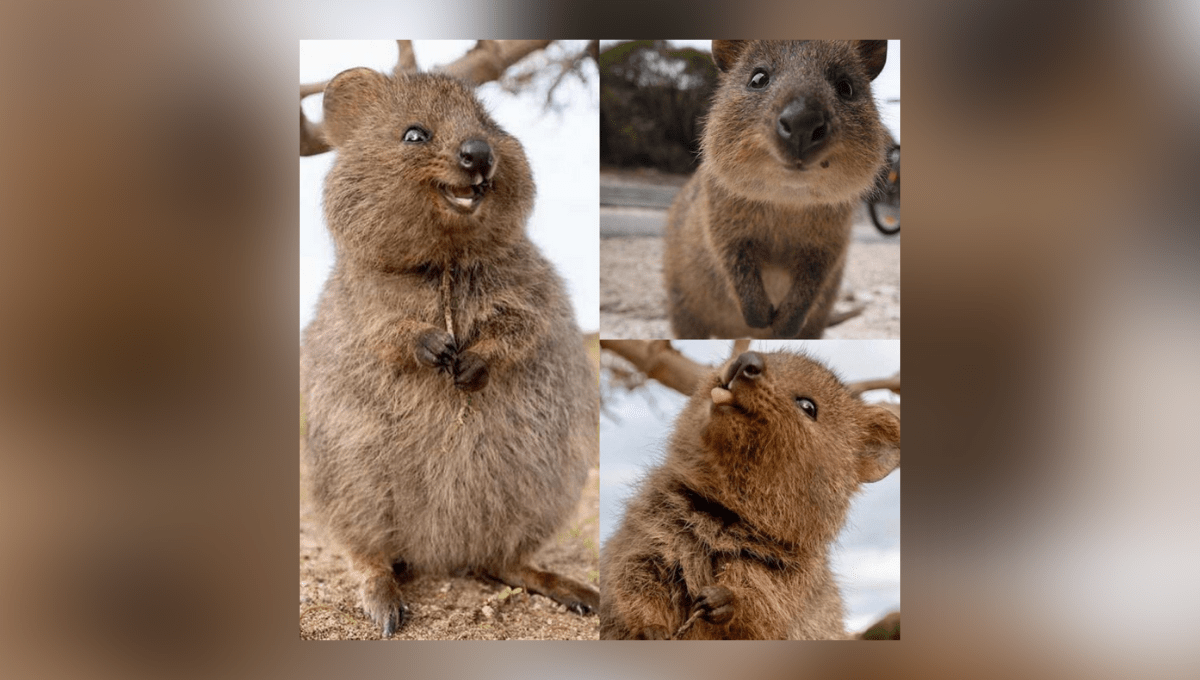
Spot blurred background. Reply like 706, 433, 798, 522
600, 340, 901, 633
0, 1, 1198, 679
598, 40, 902, 338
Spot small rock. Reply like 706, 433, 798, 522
481, 605, 494, 619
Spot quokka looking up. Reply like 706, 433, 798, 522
600, 350, 900, 639
665, 40, 892, 338
301, 67, 599, 637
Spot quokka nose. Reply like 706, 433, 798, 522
776, 98, 831, 161
724, 351, 765, 387
458, 138, 494, 175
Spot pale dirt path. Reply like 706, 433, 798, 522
300, 457, 600, 640
600, 224, 900, 339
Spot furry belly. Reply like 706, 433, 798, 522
366, 374, 577, 571
760, 264, 792, 308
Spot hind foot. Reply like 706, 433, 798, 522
489, 564, 599, 615
353, 557, 410, 637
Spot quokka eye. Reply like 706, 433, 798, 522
748, 68, 770, 89
795, 397, 818, 420
402, 126, 430, 143
835, 79, 854, 99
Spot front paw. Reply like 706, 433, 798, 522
415, 328, 456, 369
770, 307, 807, 338
452, 351, 489, 392
739, 296, 775, 329
692, 584, 735, 625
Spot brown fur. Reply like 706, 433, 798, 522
665, 41, 891, 338
301, 68, 599, 637
600, 350, 900, 639
858, 611, 901, 639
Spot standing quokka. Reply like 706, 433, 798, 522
600, 350, 900, 639
664, 41, 891, 339
301, 68, 599, 637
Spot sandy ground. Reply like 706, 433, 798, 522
598, 168, 900, 339
600, 217, 900, 339
299, 456, 600, 640
299, 339, 603, 641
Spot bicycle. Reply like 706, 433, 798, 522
868, 142, 900, 235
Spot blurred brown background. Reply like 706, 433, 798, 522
1, 0, 1198, 679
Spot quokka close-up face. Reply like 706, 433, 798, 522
321, 69, 535, 270
701, 40, 891, 206
697, 350, 901, 512
599, 341, 900, 640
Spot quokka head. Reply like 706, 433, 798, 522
688, 350, 900, 533
320, 68, 535, 269
702, 40, 891, 205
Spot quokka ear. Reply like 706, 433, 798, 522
711, 40, 750, 72
855, 404, 900, 484
322, 67, 388, 148
855, 40, 889, 81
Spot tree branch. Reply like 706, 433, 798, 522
300, 80, 327, 98
300, 41, 557, 157
300, 106, 329, 157
730, 339, 751, 359
300, 79, 331, 157
394, 40, 418, 76
440, 40, 555, 85
603, 341, 900, 419
847, 373, 900, 396
599, 340, 707, 397
826, 303, 865, 328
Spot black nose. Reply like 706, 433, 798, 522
725, 352, 765, 387
458, 139, 494, 175
777, 98, 831, 161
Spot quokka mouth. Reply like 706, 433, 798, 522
786, 153, 831, 172
711, 352, 767, 411
710, 376, 748, 411
438, 177, 491, 214
711, 385, 736, 406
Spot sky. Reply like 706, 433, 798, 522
300, 40, 600, 333
600, 340, 901, 634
